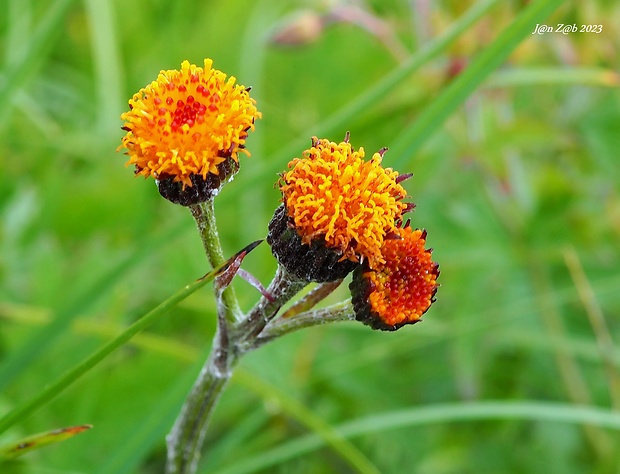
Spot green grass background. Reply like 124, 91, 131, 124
1, 0, 620, 472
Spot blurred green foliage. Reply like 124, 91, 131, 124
1, 0, 619, 472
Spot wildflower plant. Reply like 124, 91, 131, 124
117, 59, 439, 474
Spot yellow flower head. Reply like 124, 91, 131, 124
119, 59, 261, 188
350, 226, 439, 331
279, 135, 410, 269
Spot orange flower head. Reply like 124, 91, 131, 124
278, 135, 410, 269
119, 59, 261, 199
350, 225, 439, 331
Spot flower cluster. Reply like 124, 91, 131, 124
119, 60, 438, 331
119, 59, 440, 474
269, 134, 439, 330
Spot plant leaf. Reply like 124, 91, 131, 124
214, 240, 263, 296
0, 425, 92, 460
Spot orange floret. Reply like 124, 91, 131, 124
351, 226, 439, 330
119, 59, 261, 188
279, 136, 409, 269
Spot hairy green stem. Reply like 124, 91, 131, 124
165, 264, 309, 474
165, 323, 237, 474
256, 301, 355, 347
189, 201, 242, 322
280, 281, 343, 318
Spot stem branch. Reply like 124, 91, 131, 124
236, 265, 308, 347
256, 300, 354, 347
166, 264, 309, 473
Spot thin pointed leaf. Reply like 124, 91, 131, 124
0, 425, 92, 460
214, 240, 263, 295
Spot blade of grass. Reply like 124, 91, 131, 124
520, 243, 611, 458
237, 0, 283, 157
6, 0, 32, 64
0, 221, 185, 393
0, 302, 199, 364
211, 401, 620, 474
0, 272, 212, 436
5, 300, 619, 385
389, 0, 565, 169
239, 0, 499, 186
307, 274, 620, 387
233, 369, 381, 474
486, 67, 620, 88
0, 0, 79, 125
84, 0, 124, 134
563, 247, 620, 410
0, 241, 261, 436
198, 410, 271, 472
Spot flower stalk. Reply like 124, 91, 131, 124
189, 201, 242, 322
165, 323, 236, 474
256, 300, 355, 347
